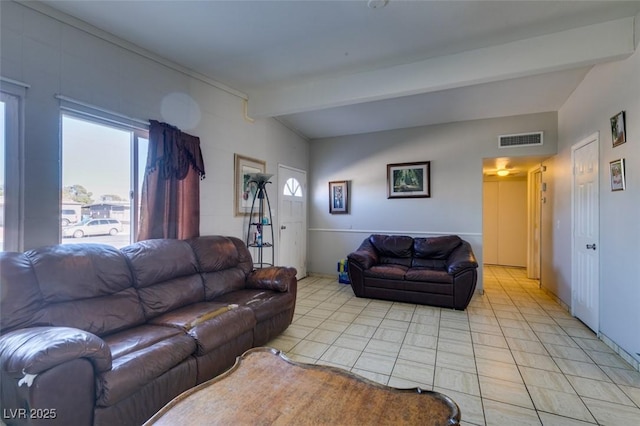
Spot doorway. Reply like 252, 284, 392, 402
278, 165, 307, 279
528, 167, 543, 280
482, 156, 547, 274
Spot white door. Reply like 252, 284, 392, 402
278, 165, 307, 279
572, 133, 599, 332
482, 179, 527, 267
482, 181, 499, 264
498, 180, 528, 267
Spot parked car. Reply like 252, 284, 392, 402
61, 209, 79, 226
62, 218, 123, 238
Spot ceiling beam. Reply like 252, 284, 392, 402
248, 17, 635, 118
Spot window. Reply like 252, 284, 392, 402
1, 82, 25, 252
61, 113, 148, 248
283, 177, 303, 197
1, 99, 5, 249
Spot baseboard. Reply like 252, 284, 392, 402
599, 333, 640, 372
540, 285, 639, 372
306, 272, 336, 280
540, 286, 571, 312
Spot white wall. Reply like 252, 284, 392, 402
553, 21, 640, 363
309, 112, 559, 291
0, 1, 308, 252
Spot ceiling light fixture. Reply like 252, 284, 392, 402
496, 169, 510, 177
367, 0, 389, 9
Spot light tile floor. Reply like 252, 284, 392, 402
266, 265, 640, 425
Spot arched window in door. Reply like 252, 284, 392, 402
283, 177, 303, 197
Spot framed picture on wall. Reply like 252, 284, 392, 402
234, 154, 266, 216
609, 158, 626, 191
387, 161, 431, 198
329, 180, 349, 214
610, 111, 626, 147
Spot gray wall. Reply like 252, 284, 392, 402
0, 1, 308, 251
309, 112, 559, 292
552, 27, 640, 363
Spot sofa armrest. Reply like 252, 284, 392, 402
446, 242, 478, 275
347, 237, 380, 270
0, 326, 112, 379
347, 248, 379, 270
246, 267, 297, 292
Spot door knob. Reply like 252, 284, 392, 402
281, 225, 287, 230
586, 243, 596, 250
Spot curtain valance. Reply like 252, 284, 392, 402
147, 120, 205, 181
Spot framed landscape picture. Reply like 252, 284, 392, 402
234, 154, 266, 216
610, 111, 626, 147
387, 161, 431, 199
329, 180, 348, 214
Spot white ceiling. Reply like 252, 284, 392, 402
39, 0, 640, 141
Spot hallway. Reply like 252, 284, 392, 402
267, 265, 640, 425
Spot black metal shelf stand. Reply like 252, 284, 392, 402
245, 175, 274, 268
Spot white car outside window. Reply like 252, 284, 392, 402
62, 219, 123, 238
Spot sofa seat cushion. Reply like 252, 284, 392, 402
364, 277, 453, 296
405, 268, 453, 284
149, 302, 256, 355
411, 258, 447, 269
365, 264, 408, 280
97, 325, 195, 407
215, 289, 296, 323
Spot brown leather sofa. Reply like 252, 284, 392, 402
347, 234, 478, 310
0, 236, 297, 426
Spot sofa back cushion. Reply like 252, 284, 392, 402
413, 236, 462, 268
369, 234, 414, 267
0, 252, 43, 333
25, 244, 145, 336
187, 236, 253, 300
121, 239, 204, 319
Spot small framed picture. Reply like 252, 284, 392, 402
387, 161, 431, 199
609, 159, 625, 191
610, 111, 626, 147
329, 180, 348, 214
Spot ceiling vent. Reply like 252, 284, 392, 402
498, 132, 543, 148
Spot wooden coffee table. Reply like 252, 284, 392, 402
145, 347, 460, 425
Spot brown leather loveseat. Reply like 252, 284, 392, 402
0, 236, 297, 426
347, 234, 477, 310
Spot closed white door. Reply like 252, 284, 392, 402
572, 133, 599, 332
278, 165, 307, 279
498, 180, 527, 267
483, 181, 499, 264
482, 179, 527, 267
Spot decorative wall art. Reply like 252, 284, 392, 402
387, 161, 431, 199
609, 158, 626, 191
234, 154, 266, 216
610, 111, 626, 147
329, 180, 349, 214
